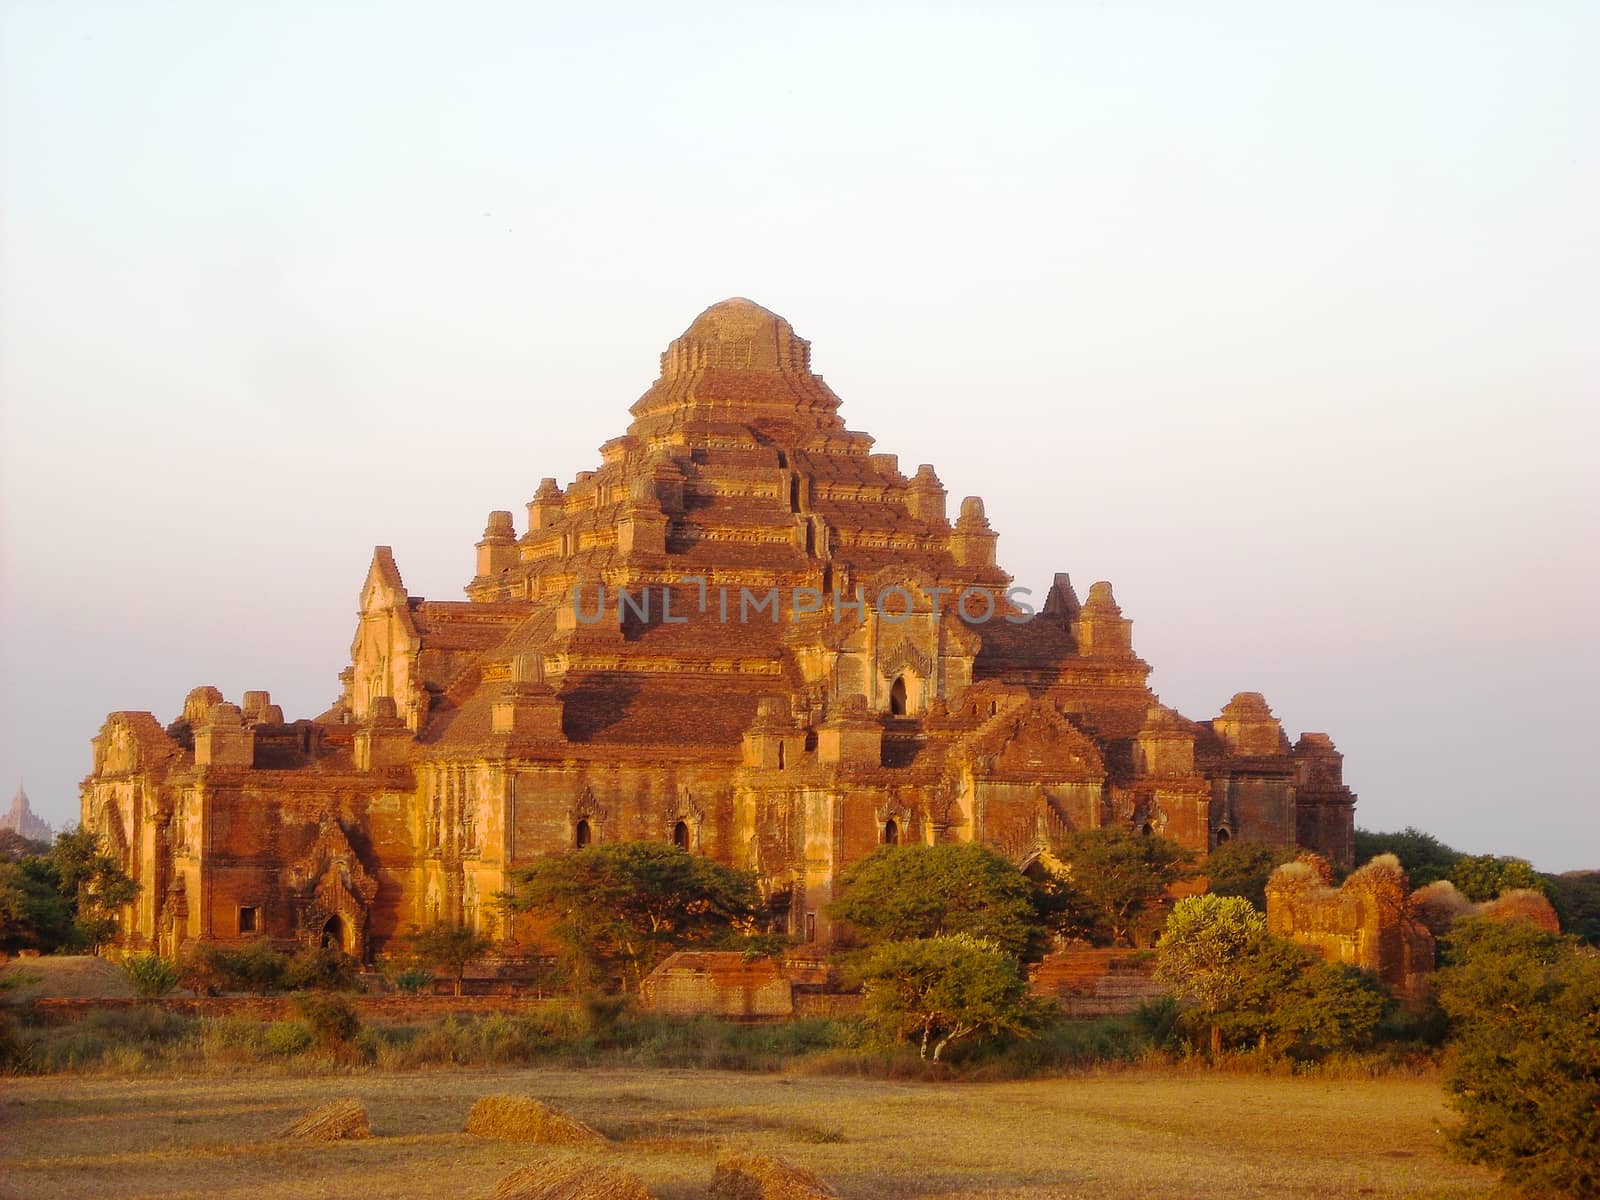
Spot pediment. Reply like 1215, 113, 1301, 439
964, 701, 1104, 783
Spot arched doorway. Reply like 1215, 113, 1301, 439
1215, 828, 1231, 846
884, 819, 899, 845
1140, 822, 1154, 836
320, 914, 346, 951
672, 820, 690, 850
575, 819, 592, 849
890, 675, 909, 716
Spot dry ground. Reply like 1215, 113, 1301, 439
0, 1066, 1495, 1200
0, 957, 134, 1003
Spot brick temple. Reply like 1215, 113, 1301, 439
82, 298, 1356, 959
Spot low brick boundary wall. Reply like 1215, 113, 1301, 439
28, 995, 568, 1023
1029, 949, 1166, 1016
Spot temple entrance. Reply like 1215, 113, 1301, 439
890, 675, 908, 716
575, 819, 592, 848
673, 820, 690, 850
884, 819, 899, 845
320, 914, 346, 951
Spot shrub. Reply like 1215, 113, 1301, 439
392, 968, 434, 994
856, 934, 1044, 1061
294, 994, 361, 1048
284, 945, 362, 992
262, 1021, 315, 1056
121, 953, 181, 999
1435, 917, 1600, 1199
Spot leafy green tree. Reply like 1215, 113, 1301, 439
1212, 932, 1318, 1049
1203, 841, 1300, 912
1542, 870, 1600, 945
47, 829, 137, 951
1271, 962, 1387, 1057
409, 922, 495, 997
1434, 917, 1600, 1198
829, 843, 1046, 959
121, 953, 181, 998
0, 831, 137, 954
508, 841, 762, 992
1049, 828, 1196, 946
0, 858, 75, 953
1155, 894, 1266, 1056
856, 934, 1043, 1061
1449, 854, 1546, 903
1352, 826, 1462, 887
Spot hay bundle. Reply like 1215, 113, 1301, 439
708, 1151, 838, 1200
281, 1097, 371, 1141
491, 1158, 651, 1200
467, 1095, 608, 1147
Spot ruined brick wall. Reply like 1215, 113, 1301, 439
641, 951, 794, 1018
1266, 854, 1434, 995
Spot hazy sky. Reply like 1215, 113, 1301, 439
2, 3, 1595, 870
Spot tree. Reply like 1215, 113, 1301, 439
829, 843, 1046, 959
1434, 916, 1600, 1198
1353, 826, 1462, 887
508, 841, 762, 992
47, 829, 137, 951
0, 830, 51, 862
1049, 828, 1196, 946
1155, 894, 1266, 1056
856, 934, 1042, 1061
0, 831, 137, 955
1542, 870, 1600, 946
1450, 854, 1545, 903
1270, 962, 1387, 1058
0, 858, 75, 953
409, 922, 495, 996
1203, 841, 1300, 912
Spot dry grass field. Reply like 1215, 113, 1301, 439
0, 1065, 1496, 1200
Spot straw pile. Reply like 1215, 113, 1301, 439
281, 1097, 371, 1141
708, 1151, 838, 1200
466, 1095, 608, 1147
490, 1157, 651, 1200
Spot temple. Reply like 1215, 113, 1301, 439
81, 298, 1356, 959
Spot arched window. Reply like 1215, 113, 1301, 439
884, 819, 899, 845
777, 740, 786, 770
890, 675, 909, 716
673, 820, 690, 850
1215, 827, 1230, 845
575, 819, 592, 849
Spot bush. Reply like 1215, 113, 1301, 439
1435, 917, 1600, 1198
284, 946, 362, 992
391, 968, 433, 994
121, 953, 181, 999
294, 994, 361, 1048
262, 1021, 315, 1056
855, 934, 1045, 1061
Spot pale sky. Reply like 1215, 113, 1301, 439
2, 3, 1596, 870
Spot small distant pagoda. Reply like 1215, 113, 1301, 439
4, 784, 54, 844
